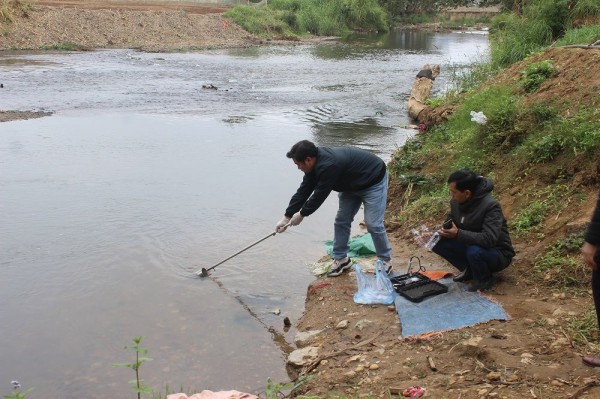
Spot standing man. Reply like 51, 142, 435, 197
275, 140, 393, 277
434, 169, 515, 292
581, 191, 600, 367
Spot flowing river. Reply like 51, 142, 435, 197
0, 30, 488, 398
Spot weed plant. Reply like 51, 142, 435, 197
569, 308, 600, 350
113, 337, 154, 399
510, 184, 572, 236
533, 233, 587, 287
518, 108, 600, 163
520, 60, 556, 92
4, 381, 33, 399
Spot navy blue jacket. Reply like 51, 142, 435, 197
285, 147, 386, 217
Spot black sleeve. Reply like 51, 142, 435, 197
285, 173, 317, 217
585, 191, 600, 245
298, 164, 341, 216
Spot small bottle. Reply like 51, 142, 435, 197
424, 231, 440, 251
411, 228, 426, 247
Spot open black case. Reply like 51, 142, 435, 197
390, 256, 448, 303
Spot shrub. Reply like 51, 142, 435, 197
520, 60, 556, 93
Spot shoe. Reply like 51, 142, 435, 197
582, 356, 600, 368
453, 268, 472, 282
466, 277, 494, 292
381, 259, 393, 275
327, 257, 352, 277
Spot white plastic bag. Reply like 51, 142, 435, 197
353, 260, 396, 305
470, 110, 487, 125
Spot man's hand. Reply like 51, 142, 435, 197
289, 212, 304, 226
439, 221, 459, 238
582, 241, 599, 270
276, 216, 291, 233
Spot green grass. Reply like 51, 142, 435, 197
224, 6, 294, 37
518, 108, 600, 163
40, 43, 82, 51
510, 185, 572, 237
532, 234, 587, 287
555, 24, 600, 46
225, 0, 387, 38
489, 0, 600, 68
569, 308, 600, 349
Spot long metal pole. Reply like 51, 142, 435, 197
195, 223, 290, 276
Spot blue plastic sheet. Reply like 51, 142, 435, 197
395, 278, 509, 338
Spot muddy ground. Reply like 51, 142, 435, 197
2, 2, 600, 397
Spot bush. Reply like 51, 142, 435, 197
520, 60, 556, 93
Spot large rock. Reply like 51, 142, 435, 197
287, 346, 319, 367
294, 330, 323, 348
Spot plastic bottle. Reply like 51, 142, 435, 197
411, 228, 426, 247
424, 231, 440, 251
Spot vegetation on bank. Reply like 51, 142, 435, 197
388, 0, 600, 344
224, 0, 388, 38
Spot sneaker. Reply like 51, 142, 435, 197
381, 260, 393, 275
327, 257, 352, 277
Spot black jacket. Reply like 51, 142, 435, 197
450, 177, 515, 268
585, 191, 600, 265
585, 192, 600, 246
285, 147, 386, 217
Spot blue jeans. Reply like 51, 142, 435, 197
332, 171, 392, 261
432, 238, 505, 282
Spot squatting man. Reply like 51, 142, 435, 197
432, 169, 516, 292
275, 140, 393, 277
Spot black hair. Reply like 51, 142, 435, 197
448, 169, 481, 192
286, 140, 318, 162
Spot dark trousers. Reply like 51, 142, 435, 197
593, 268, 600, 329
432, 238, 506, 282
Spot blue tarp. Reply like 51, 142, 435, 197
395, 278, 509, 339
324, 233, 376, 258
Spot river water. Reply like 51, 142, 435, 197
0, 30, 488, 397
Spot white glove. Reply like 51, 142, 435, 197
276, 216, 291, 233
289, 211, 304, 226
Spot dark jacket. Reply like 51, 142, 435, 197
285, 147, 386, 218
450, 177, 515, 268
585, 192, 600, 265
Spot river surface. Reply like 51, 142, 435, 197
0, 30, 488, 397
